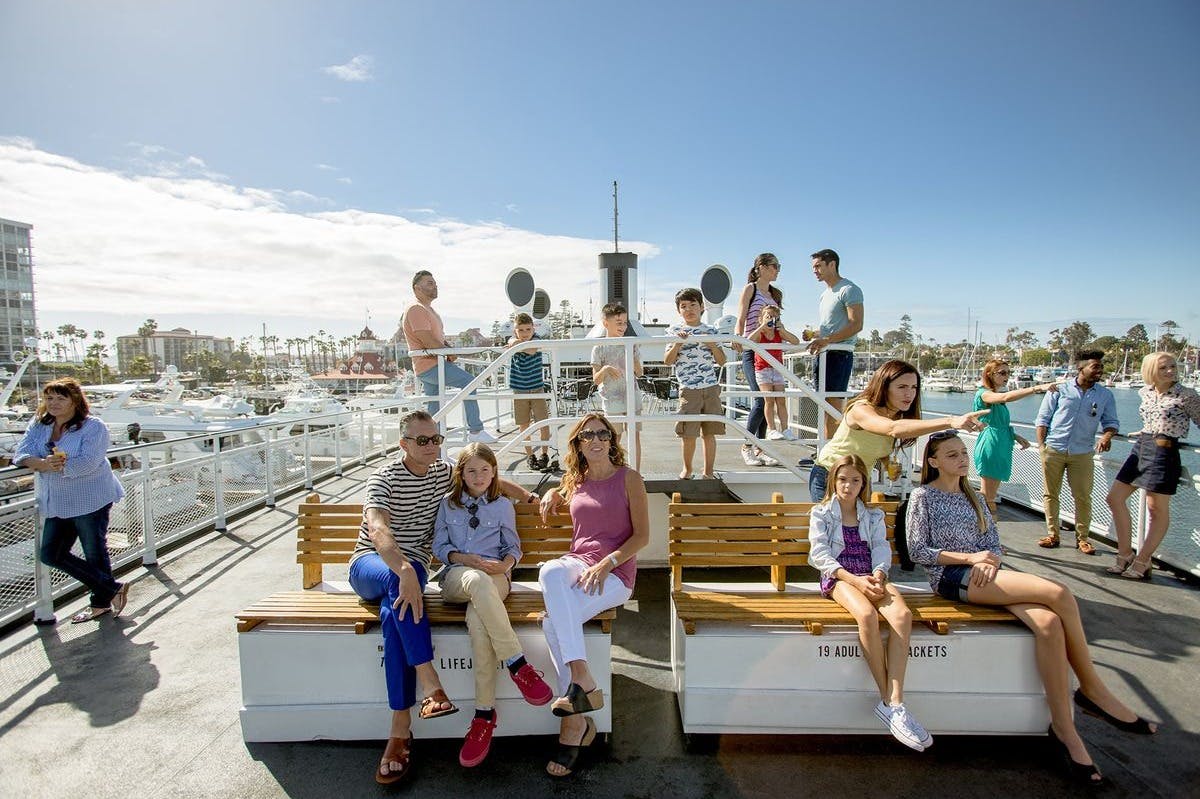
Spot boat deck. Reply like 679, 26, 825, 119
1, 460, 1197, 798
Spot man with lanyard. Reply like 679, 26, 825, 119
349, 410, 538, 783
1035, 350, 1119, 554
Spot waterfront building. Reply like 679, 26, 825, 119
0, 218, 37, 369
116, 327, 233, 374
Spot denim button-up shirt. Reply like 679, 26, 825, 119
1036, 379, 1120, 455
14, 416, 126, 518
432, 492, 521, 566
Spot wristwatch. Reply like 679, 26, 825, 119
607, 553, 620, 568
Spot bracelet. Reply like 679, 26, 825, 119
607, 553, 620, 568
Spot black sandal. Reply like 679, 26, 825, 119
1073, 689, 1156, 734
551, 682, 604, 717
1047, 725, 1103, 787
546, 716, 596, 778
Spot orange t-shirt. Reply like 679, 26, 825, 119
402, 302, 445, 375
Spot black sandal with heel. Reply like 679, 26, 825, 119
546, 716, 597, 778
1073, 689, 1156, 734
1047, 724, 1103, 787
551, 682, 604, 717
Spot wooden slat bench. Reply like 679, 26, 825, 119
668, 493, 1047, 737
236, 493, 615, 743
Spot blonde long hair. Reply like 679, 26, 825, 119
920, 433, 987, 532
447, 443, 502, 508
558, 413, 626, 498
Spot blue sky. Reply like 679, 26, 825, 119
1, 1, 1197, 351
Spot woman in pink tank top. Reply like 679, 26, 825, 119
537, 412, 649, 777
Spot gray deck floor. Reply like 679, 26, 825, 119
1, 461, 1197, 799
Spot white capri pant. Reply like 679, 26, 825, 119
538, 556, 631, 694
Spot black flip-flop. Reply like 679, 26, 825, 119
547, 716, 596, 778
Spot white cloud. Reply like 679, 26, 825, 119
315, 163, 338, 171
336, 177, 353, 185
321, 54, 373, 82
0, 141, 658, 337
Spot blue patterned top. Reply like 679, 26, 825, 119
906, 485, 1000, 590
14, 416, 126, 519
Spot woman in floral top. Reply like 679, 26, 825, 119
907, 431, 1155, 786
1104, 352, 1200, 579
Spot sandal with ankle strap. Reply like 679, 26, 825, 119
1121, 559, 1153, 581
1104, 554, 1134, 575
546, 716, 597, 778
1073, 689, 1156, 734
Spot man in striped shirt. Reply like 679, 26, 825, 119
348, 410, 539, 783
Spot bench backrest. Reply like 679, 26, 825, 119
668, 491, 900, 591
298, 493, 575, 588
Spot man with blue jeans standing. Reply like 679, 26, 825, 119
1035, 350, 1119, 554
804, 249, 864, 464
402, 270, 496, 443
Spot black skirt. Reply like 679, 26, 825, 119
1114, 434, 1182, 496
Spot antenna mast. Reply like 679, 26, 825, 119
612, 180, 619, 253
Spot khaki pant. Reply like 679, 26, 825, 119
438, 566, 521, 706
1041, 447, 1094, 543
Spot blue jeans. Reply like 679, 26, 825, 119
40, 504, 121, 608
808, 465, 829, 503
349, 553, 434, 711
417, 362, 484, 433
740, 351, 766, 440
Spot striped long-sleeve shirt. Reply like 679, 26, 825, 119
14, 416, 126, 518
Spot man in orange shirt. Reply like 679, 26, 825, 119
402, 270, 497, 443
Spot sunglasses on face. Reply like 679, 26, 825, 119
577, 429, 613, 442
403, 434, 445, 446
995, 370, 1010, 376
929, 430, 960, 441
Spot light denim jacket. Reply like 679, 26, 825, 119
808, 499, 891, 580
14, 416, 125, 519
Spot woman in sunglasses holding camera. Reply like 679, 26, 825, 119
972, 360, 1058, 516
908, 431, 1156, 787
538, 412, 649, 777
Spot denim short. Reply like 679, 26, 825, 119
1114, 434, 1182, 495
936, 564, 972, 602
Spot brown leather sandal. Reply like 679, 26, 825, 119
376, 734, 413, 785
418, 689, 459, 720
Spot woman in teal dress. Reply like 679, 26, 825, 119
973, 360, 1057, 514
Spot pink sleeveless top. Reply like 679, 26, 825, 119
568, 466, 637, 589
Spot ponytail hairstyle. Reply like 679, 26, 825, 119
746, 253, 783, 308
920, 432, 987, 532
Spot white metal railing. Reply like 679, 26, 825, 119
410, 335, 850, 480
0, 406, 416, 628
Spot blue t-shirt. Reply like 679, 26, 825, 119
818, 278, 864, 344
509, 337, 544, 391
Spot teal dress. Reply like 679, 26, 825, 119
973, 387, 1014, 481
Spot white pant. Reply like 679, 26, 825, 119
538, 557, 631, 694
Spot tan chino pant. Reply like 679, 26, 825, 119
438, 566, 521, 707
1041, 447, 1095, 543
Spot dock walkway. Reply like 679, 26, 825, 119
1, 462, 1197, 798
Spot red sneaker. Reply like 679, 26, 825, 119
511, 662, 553, 706
459, 712, 497, 768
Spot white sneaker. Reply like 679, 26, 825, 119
783, 429, 799, 441
741, 446, 763, 467
758, 451, 780, 467
468, 429, 499, 444
767, 429, 786, 441
885, 703, 932, 751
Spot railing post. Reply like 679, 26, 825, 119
624, 340, 639, 469
360, 410, 369, 463
1134, 488, 1149, 551
213, 435, 227, 531
140, 452, 158, 565
334, 418, 343, 476
303, 421, 313, 489
32, 508, 56, 625
264, 428, 276, 508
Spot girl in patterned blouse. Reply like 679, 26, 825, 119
907, 431, 1156, 786
1105, 352, 1200, 579
809, 455, 930, 751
